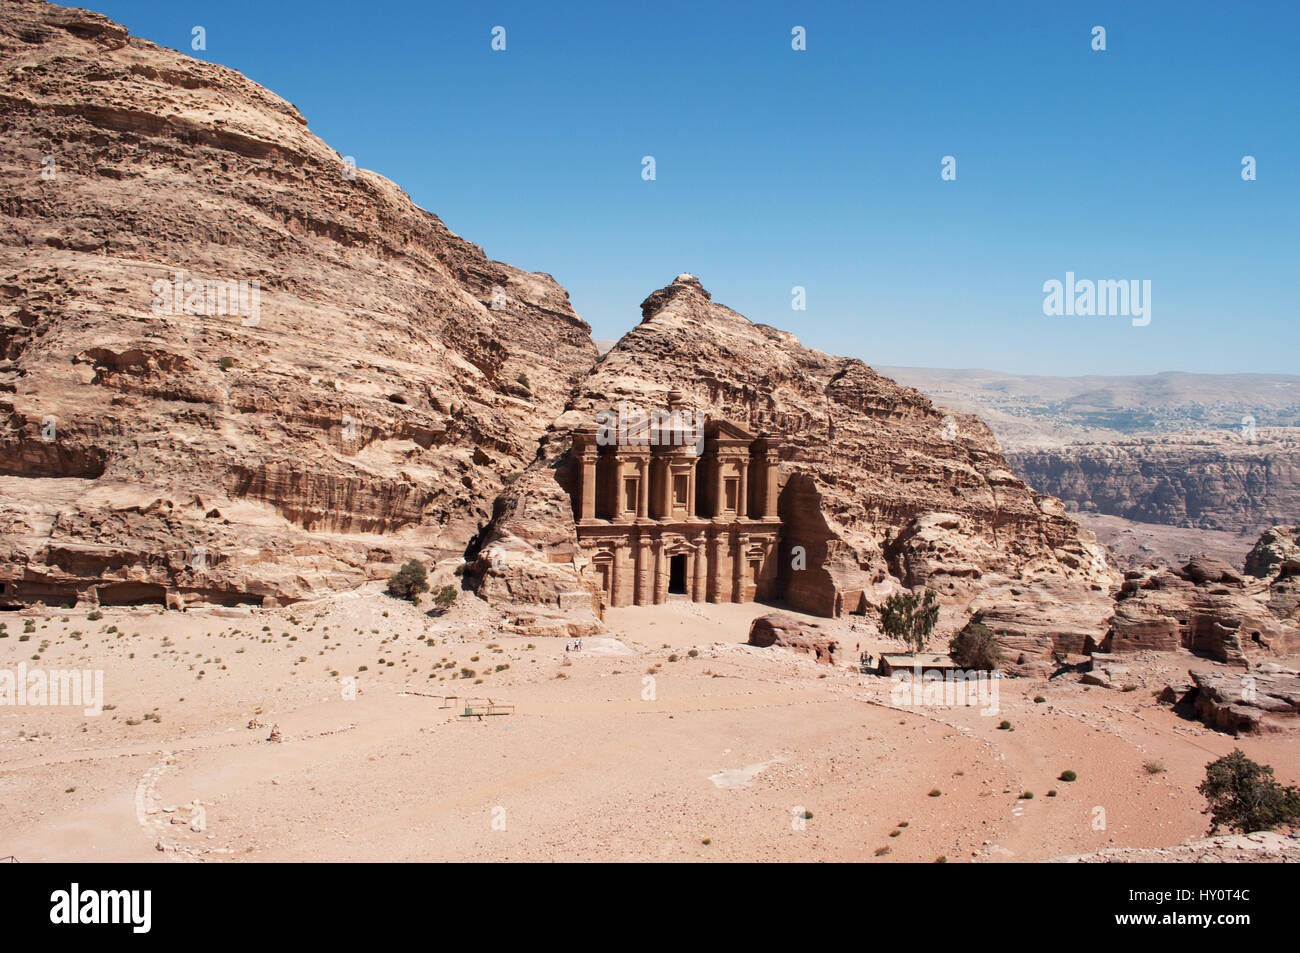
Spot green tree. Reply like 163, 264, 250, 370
949, 621, 1002, 671
1198, 749, 1300, 833
387, 560, 428, 601
878, 589, 940, 655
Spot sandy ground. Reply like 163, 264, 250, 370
1, 588, 1296, 862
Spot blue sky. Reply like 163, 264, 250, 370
81, 0, 1298, 375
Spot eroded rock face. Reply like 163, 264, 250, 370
473, 274, 1118, 619
963, 580, 1114, 676
1008, 432, 1300, 534
1189, 667, 1300, 734
1105, 546, 1300, 663
747, 613, 839, 665
0, 0, 597, 607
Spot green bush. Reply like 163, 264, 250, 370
1059, 770, 1077, 782
386, 560, 428, 601
1198, 749, 1300, 833
949, 620, 1002, 671
432, 585, 457, 609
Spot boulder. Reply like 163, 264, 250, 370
747, 613, 839, 665
1189, 668, 1300, 734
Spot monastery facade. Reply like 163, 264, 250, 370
567, 395, 783, 608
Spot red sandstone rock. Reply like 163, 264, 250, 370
1104, 542, 1300, 663
1189, 667, 1300, 734
747, 613, 839, 665
0, 0, 597, 607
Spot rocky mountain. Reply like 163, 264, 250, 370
0, 1, 1117, 624
474, 274, 1117, 631
0, 0, 596, 607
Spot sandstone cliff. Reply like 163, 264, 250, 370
1104, 551, 1300, 665
474, 274, 1117, 622
0, 0, 597, 607
1007, 431, 1300, 534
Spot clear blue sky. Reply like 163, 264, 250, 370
80, 0, 1298, 375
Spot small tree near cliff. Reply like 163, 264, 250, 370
387, 560, 428, 601
878, 589, 940, 655
949, 621, 1002, 671
1198, 749, 1300, 833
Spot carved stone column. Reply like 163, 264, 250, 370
737, 456, 748, 519
654, 540, 666, 603
686, 456, 698, 518
733, 532, 749, 601
579, 449, 597, 521
637, 456, 649, 519
612, 457, 625, 519
692, 533, 707, 601
636, 534, 652, 605
610, 541, 623, 607
764, 450, 780, 519
658, 457, 672, 519
713, 458, 726, 517
709, 533, 726, 602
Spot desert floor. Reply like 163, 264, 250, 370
1, 586, 1296, 862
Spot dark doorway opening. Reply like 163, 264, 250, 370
669, 554, 687, 594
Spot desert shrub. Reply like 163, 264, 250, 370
1144, 760, 1166, 775
1034, 695, 1046, 704
928, 788, 941, 797
218, 356, 235, 370
949, 621, 1002, 671
1198, 749, 1300, 833
432, 585, 457, 610
86, 609, 103, 621
998, 720, 1012, 730
1059, 770, 1077, 782
387, 560, 428, 601
879, 589, 939, 654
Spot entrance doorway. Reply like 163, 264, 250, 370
669, 554, 688, 595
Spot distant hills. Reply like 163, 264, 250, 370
880, 368, 1300, 451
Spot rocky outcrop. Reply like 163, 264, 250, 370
1105, 545, 1300, 663
962, 580, 1113, 676
1008, 432, 1300, 534
473, 274, 1118, 619
0, 0, 597, 607
1189, 667, 1300, 735
747, 613, 839, 665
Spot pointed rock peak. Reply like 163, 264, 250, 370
639, 273, 712, 321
